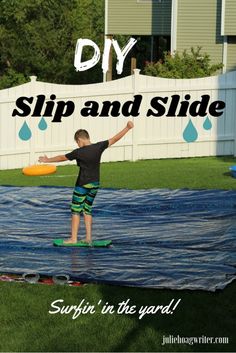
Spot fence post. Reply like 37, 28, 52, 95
132, 69, 141, 161
29, 76, 37, 165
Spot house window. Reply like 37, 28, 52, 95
228, 36, 236, 44
111, 34, 170, 80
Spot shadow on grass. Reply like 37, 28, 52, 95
223, 172, 232, 177
216, 156, 236, 164
97, 280, 236, 352
0, 274, 236, 352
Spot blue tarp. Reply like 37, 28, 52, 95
0, 186, 236, 291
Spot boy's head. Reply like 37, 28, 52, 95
74, 129, 90, 147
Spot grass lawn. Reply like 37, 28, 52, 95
0, 156, 236, 352
1, 156, 236, 189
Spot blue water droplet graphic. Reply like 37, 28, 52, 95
203, 116, 212, 130
183, 119, 198, 143
18, 121, 32, 141
38, 117, 47, 131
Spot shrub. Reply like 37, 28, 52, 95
0, 68, 29, 90
144, 47, 223, 78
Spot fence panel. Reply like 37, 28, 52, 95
0, 70, 236, 170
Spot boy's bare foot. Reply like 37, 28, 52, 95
63, 238, 77, 244
81, 238, 92, 245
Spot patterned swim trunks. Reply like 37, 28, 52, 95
71, 182, 99, 215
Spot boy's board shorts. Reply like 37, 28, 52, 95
71, 182, 99, 215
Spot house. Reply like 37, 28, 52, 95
105, 0, 236, 77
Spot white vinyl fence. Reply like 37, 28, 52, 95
0, 69, 236, 170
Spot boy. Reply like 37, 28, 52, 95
39, 121, 134, 244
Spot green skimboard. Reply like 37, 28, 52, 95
53, 239, 112, 247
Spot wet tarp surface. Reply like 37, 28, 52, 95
0, 186, 236, 291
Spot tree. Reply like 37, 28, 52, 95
0, 0, 104, 88
144, 47, 223, 79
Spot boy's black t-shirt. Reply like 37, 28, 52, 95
65, 140, 109, 186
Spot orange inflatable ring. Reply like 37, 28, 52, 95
22, 164, 57, 176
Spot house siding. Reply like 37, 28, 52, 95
224, 0, 236, 35
107, 0, 171, 35
227, 38, 236, 71
176, 0, 223, 67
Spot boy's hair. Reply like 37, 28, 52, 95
74, 129, 90, 141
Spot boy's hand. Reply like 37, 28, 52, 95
109, 121, 134, 147
127, 121, 134, 130
38, 155, 49, 163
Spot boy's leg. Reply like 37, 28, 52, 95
83, 183, 99, 243
84, 214, 92, 243
64, 186, 86, 244
64, 214, 80, 244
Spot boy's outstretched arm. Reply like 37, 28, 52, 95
108, 121, 134, 147
38, 155, 68, 163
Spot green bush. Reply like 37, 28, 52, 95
0, 68, 29, 90
144, 47, 223, 78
